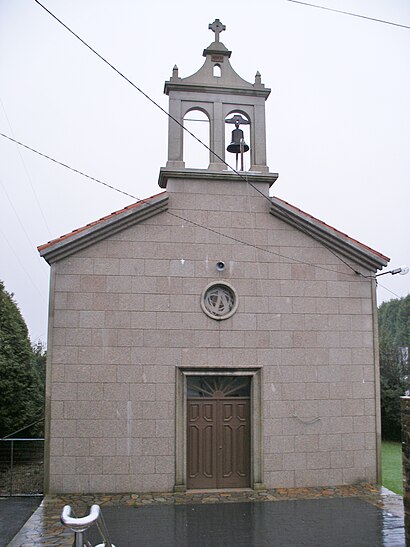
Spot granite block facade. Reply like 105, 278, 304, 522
42, 176, 383, 493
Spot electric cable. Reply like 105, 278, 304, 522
375, 281, 402, 300
0, 129, 363, 280
29, 1, 281, 201
1, 417, 45, 440
285, 0, 410, 30
0, 96, 53, 237
0, 226, 48, 303
269, 200, 364, 276
0, 130, 364, 279
32, 0, 242, 178
29, 2, 395, 280
32, 0, 370, 278
0, 178, 49, 273
0, 132, 137, 201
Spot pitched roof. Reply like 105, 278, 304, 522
38, 192, 168, 263
270, 196, 389, 271
38, 189, 389, 271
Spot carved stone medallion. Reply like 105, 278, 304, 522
201, 282, 238, 320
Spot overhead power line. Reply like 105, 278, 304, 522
0, 178, 49, 273
32, 0, 369, 278
286, 0, 410, 30
0, 130, 364, 279
0, 132, 136, 201
32, 0, 242, 181
376, 281, 402, 300
0, 97, 53, 237
0, 226, 47, 303
31, 1, 274, 208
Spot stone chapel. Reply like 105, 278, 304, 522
39, 20, 389, 494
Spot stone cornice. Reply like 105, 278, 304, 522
39, 194, 169, 264
164, 81, 271, 99
158, 168, 279, 189
270, 197, 389, 272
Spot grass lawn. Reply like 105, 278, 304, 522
382, 440, 403, 495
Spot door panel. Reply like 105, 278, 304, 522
203, 424, 214, 478
203, 403, 214, 422
219, 399, 250, 487
236, 423, 247, 477
223, 403, 233, 421
187, 398, 250, 489
222, 423, 233, 478
187, 401, 217, 488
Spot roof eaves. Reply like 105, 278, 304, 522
39, 192, 168, 264
270, 196, 389, 271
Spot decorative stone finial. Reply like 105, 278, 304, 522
170, 65, 180, 82
254, 71, 264, 88
208, 19, 226, 42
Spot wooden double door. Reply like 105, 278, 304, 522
187, 390, 251, 489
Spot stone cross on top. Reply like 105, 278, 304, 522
209, 19, 226, 42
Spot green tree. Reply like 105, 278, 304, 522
0, 281, 45, 438
32, 341, 47, 392
379, 295, 410, 440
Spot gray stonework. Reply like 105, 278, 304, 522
41, 174, 386, 493
163, 23, 271, 173
39, 21, 388, 494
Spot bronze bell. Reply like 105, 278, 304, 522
225, 114, 250, 170
227, 127, 250, 154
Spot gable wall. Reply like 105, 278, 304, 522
46, 178, 379, 493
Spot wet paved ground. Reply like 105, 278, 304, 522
0, 497, 41, 547
7, 484, 405, 546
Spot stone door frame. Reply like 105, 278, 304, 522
175, 366, 264, 491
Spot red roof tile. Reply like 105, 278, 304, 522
37, 192, 166, 252
37, 189, 388, 266
272, 196, 389, 262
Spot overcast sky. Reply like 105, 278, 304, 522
0, 0, 409, 344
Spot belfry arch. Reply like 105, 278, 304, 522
183, 108, 210, 168
163, 20, 271, 173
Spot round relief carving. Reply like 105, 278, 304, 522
201, 282, 238, 320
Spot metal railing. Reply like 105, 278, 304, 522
0, 438, 44, 496
61, 504, 116, 547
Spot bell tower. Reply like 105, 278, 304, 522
159, 19, 278, 189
